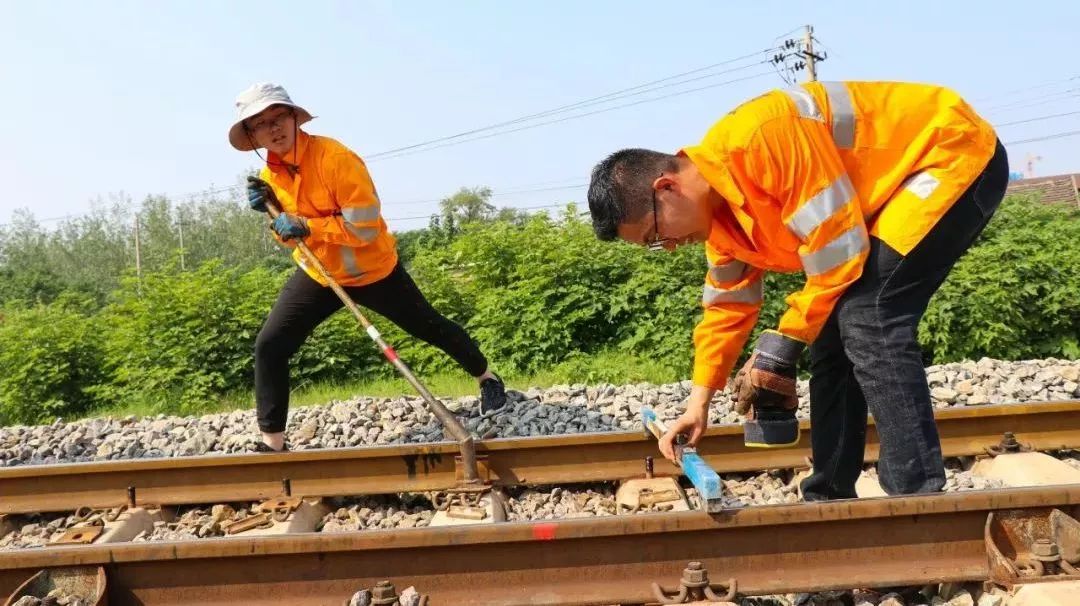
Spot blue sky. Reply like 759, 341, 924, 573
2, 0, 1078, 230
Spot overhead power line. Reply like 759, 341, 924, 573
1004, 130, 1080, 145
367, 43, 791, 161
383, 182, 587, 208
994, 110, 1080, 128
981, 88, 1080, 112
369, 70, 775, 162
971, 75, 1080, 103
367, 48, 778, 161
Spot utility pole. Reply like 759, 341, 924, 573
177, 213, 186, 271
803, 25, 818, 82
133, 213, 143, 295
771, 25, 826, 84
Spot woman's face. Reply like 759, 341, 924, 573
244, 105, 296, 156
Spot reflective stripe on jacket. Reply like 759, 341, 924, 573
682, 80, 998, 389
260, 131, 398, 287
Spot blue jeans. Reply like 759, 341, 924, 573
800, 140, 1009, 500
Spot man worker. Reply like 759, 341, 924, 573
586, 80, 1008, 500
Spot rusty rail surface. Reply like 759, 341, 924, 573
2, 400, 1079, 515
2, 485, 1080, 604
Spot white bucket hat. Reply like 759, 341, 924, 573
228, 82, 315, 151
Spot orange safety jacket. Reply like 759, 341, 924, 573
260, 131, 398, 287
681, 81, 998, 389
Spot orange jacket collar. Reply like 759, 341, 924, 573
680, 145, 760, 255
267, 130, 311, 173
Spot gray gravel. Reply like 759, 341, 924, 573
723, 470, 801, 506
502, 483, 702, 519
861, 462, 1008, 493
504, 485, 615, 520
743, 582, 1005, 605
9, 589, 90, 606
1058, 449, 1080, 472
319, 494, 434, 532
2, 358, 1076, 468
0, 512, 82, 550
132, 503, 255, 542
506, 474, 798, 519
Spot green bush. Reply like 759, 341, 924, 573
0, 194, 1075, 423
0, 294, 105, 424
403, 207, 806, 378
88, 261, 411, 414
90, 261, 282, 413
920, 197, 1080, 362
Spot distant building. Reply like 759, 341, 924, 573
1006, 173, 1080, 209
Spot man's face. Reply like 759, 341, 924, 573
616, 176, 712, 251
245, 105, 296, 156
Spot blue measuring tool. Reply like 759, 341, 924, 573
641, 406, 724, 513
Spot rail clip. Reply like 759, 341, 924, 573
986, 506, 1080, 588
651, 561, 737, 604
344, 580, 429, 606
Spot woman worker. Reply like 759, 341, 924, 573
228, 82, 507, 452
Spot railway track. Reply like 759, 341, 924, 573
2, 400, 1080, 605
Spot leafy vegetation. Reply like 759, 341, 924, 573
0, 188, 1075, 424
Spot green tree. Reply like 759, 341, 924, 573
0, 210, 64, 304
439, 186, 495, 225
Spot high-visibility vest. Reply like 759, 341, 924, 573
682, 81, 998, 388
262, 131, 398, 287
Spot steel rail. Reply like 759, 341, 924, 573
2, 400, 1079, 515
2, 485, 1080, 604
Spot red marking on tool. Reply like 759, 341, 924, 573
532, 523, 557, 541
382, 346, 399, 362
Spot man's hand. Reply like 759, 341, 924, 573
730, 355, 798, 416
246, 176, 278, 213
658, 384, 714, 463
731, 330, 804, 447
271, 213, 310, 241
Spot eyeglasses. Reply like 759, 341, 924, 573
246, 108, 294, 133
646, 187, 674, 252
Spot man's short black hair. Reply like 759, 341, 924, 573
587, 148, 679, 241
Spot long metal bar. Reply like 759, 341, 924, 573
1, 400, 1078, 515
2, 486, 1079, 604
258, 187, 479, 484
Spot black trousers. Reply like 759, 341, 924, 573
254, 263, 488, 432
800, 140, 1010, 501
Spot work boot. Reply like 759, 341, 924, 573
251, 441, 289, 453
479, 373, 508, 416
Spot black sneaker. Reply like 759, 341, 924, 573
479, 373, 508, 416
252, 441, 289, 453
